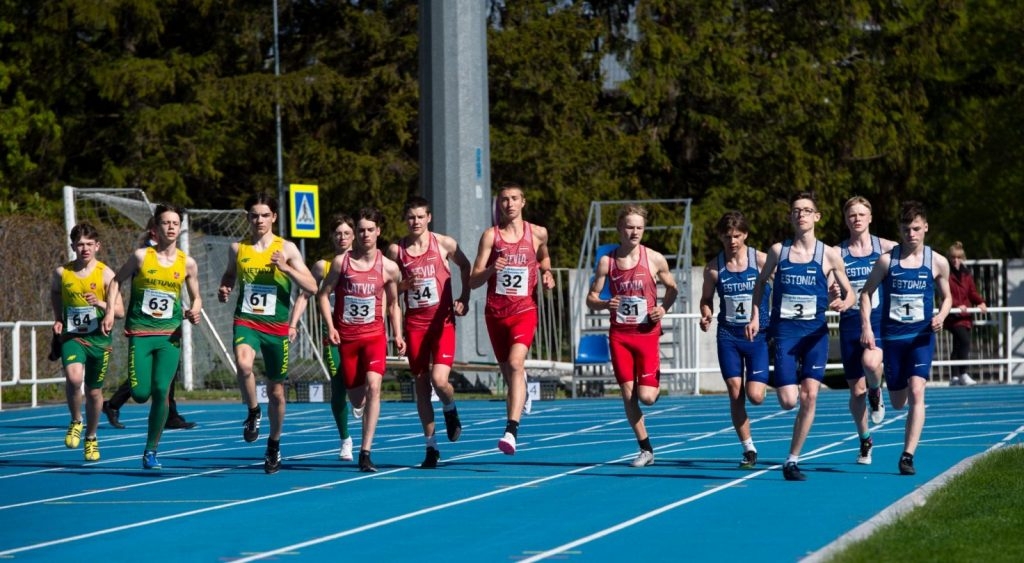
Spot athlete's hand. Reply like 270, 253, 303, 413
394, 335, 407, 356
184, 307, 201, 325
218, 285, 232, 303
860, 327, 876, 349
453, 297, 469, 317
541, 270, 555, 290
100, 314, 115, 336
699, 308, 712, 332
745, 320, 759, 342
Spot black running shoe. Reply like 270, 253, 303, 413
264, 448, 281, 474
783, 461, 807, 481
420, 447, 441, 469
899, 453, 916, 475
739, 450, 757, 469
103, 402, 125, 430
243, 408, 261, 443
359, 451, 378, 473
443, 407, 462, 442
165, 417, 197, 430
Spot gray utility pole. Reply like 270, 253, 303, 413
419, 1, 493, 363
273, 0, 287, 237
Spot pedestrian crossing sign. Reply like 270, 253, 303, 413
289, 184, 320, 238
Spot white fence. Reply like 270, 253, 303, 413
6, 306, 1023, 409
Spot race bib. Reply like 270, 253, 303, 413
616, 295, 649, 325
889, 294, 925, 323
406, 277, 440, 309
851, 279, 879, 311
241, 284, 278, 316
724, 294, 753, 324
66, 305, 98, 333
141, 289, 176, 318
496, 265, 529, 297
342, 294, 375, 324
779, 293, 817, 320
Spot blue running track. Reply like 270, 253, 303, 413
1, 385, 1022, 561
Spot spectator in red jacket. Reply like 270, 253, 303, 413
944, 242, 988, 385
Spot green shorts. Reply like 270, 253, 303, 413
234, 325, 290, 382
61, 335, 112, 389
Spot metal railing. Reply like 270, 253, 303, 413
6, 306, 1024, 409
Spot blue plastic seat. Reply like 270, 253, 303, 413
575, 334, 611, 365
593, 243, 619, 269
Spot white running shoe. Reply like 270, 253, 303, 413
523, 394, 533, 416
352, 403, 364, 419
498, 432, 517, 455
868, 387, 886, 425
630, 450, 655, 468
961, 373, 978, 386
339, 436, 353, 461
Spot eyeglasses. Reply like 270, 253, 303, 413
792, 207, 818, 217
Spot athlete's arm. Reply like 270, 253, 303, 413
931, 252, 953, 331
469, 229, 498, 289
383, 257, 406, 356
698, 262, 718, 333
859, 252, 891, 349
217, 242, 240, 303
745, 242, 780, 341
102, 248, 144, 335
183, 256, 203, 325
533, 224, 556, 290
317, 256, 344, 345
50, 267, 65, 335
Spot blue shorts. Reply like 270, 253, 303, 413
839, 331, 881, 380
771, 325, 830, 386
717, 329, 770, 384
883, 333, 935, 391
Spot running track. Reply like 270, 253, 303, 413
1, 385, 1022, 561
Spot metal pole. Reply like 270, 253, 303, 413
273, 0, 287, 237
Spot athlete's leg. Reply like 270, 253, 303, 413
360, 371, 383, 451
903, 376, 927, 455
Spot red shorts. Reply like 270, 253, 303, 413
609, 330, 661, 387
406, 323, 456, 375
484, 309, 538, 363
338, 333, 387, 389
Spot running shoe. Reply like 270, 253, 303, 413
868, 387, 886, 424
739, 450, 757, 469
783, 461, 806, 481
899, 453, 916, 475
522, 394, 533, 416
961, 374, 978, 386
83, 437, 100, 461
103, 401, 125, 429
142, 450, 162, 470
64, 420, 83, 449
630, 449, 655, 468
443, 407, 462, 442
857, 436, 873, 465
339, 436, 353, 461
420, 447, 441, 469
498, 432, 517, 455
358, 451, 377, 473
352, 402, 365, 419
243, 408, 261, 443
165, 417, 197, 430
264, 448, 281, 474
